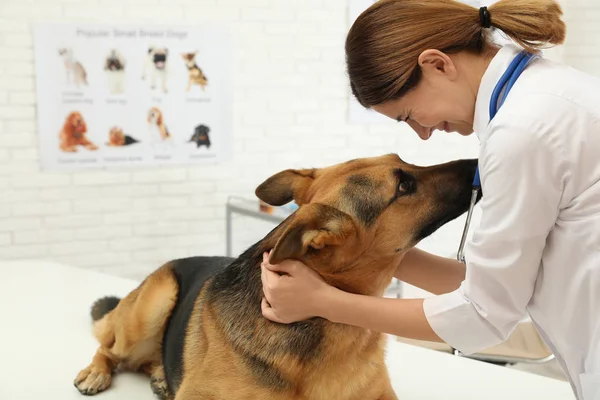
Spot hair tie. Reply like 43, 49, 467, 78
479, 6, 491, 28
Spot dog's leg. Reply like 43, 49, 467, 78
118, 72, 124, 94
74, 347, 118, 395
376, 375, 398, 400
140, 363, 171, 400
186, 78, 191, 92
162, 73, 167, 93
60, 142, 77, 152
377, 390, 399, 400
81, 138, 98, 151
74, 265, 178, 396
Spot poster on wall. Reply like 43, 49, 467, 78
346, 0, 482, 124
33, 23, 232, 170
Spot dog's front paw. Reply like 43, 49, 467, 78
150, 376, 170, 400
74, 366, 112, 396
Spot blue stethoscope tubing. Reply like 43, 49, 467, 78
456, 50, 538, 263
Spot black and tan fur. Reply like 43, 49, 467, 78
74, 154, 479, 400
106, 126, 139, 147
181, 51, 208, 92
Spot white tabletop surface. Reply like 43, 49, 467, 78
1, 259, 576, 400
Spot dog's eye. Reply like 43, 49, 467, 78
398, 181, 411, 193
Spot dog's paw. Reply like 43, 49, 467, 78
150, 376, 170, 400
74, 366, 112, 396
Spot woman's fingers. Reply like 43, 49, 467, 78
261, 297, 283, 323
262, 251, 297, 275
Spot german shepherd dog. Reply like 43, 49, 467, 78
74, 154, 479, 400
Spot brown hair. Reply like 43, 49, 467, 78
346, 0, 566, 108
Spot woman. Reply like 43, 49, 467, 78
260, 0, 600, 399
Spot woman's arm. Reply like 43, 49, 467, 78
395, 248, 466, 295
260, 253, 442, 342
319, 286, 443, 342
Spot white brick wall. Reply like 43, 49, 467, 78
563, 0, 600, 77
0, 0, 595, 284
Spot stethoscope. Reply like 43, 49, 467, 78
456, 50, 538, 264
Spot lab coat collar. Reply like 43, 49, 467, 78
473, 44, 522, 143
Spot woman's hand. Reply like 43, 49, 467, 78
260, 251, 335, 324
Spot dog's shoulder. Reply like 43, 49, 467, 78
162, 256, 235, 392
206, 244, 326, 360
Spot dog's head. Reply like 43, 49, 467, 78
193, 125, 210, 138
256, 154, 479, 293
181, 51, 197, 64
106, 49, 124, 70
149, 47, 168, 69
64, 111, 87, 139
108, 126, 125, 145
147, 107, 162, 126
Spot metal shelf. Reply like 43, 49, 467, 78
225, 195, 293, 257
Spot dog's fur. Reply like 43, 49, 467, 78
74, 154, 479, 400
59, 111, 98, 152
143, 47, 169, 93
188, 124, 211, 148
58, 48, 87, 88
181, 51, 208, 92
104, 49, 126, 95
106, 126, 139, 147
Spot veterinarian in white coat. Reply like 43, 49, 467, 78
259, 1, 600, 399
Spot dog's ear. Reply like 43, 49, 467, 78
63, 113, 75, 135
269, 203, 357, 265
255, 168, 317, 206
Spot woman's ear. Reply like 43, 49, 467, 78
418, 49, 457, 80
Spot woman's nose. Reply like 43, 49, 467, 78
407, 120, 432, 141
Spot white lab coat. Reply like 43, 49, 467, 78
423, 44, 600, 400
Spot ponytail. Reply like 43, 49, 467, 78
487, 0, 566, 53
346, 0, 566, 108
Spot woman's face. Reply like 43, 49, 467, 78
371, 49, 480, 140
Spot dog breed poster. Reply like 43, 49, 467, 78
33, 23, 232, 170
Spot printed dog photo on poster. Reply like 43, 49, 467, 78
105, 126, 140, 147
181, 50, 209, 92
142, 46, 169, 94
57, 48, 88, 89
104, 49, 126, 95
188, 124, 211, 149
146, 105, 176, 151
58, 110, 99, 153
